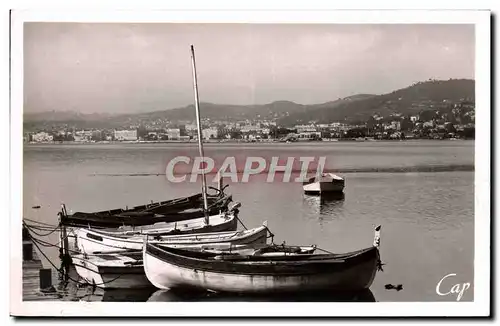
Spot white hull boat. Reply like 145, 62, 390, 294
76, 223, 269, 254
72, 251, 153, 289
66, 204, 240, 252
303, 173, 345, 194
143, 226, 382, 294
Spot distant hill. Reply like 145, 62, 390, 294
23, 111, 113, 122
23, 79, 474, 131
278, 79, 475, 125
127, 100, 308, 122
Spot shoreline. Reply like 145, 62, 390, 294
23, 138, 475, 146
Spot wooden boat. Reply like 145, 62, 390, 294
75, 221, 270, 254
73, 242, 315, 290
72, 250, 153, 289
143, 224, 382, 294
303, 173, 345, 195
60, 189, 232, 229
84, 204, 239, 236
66, 201, 241, 253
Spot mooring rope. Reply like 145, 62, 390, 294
262, 225, 275, 244
25, 227, 126, 287
234, 214, 248, 230
314, 246, 335, 255
23, 221, 72, 242
23, 218, 58, 228
23, 222, 60, 237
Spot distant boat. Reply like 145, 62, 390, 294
143, 225, 382, 294
303, 173, 345, 195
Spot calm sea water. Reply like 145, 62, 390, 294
22, 140, 475, 302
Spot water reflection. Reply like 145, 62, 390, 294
79, 288, 157, 302
55, 275, 377, 302
53, 266, 156, 302
303, 193, 345, 218
147, 288, 376, 302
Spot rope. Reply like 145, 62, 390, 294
262, 225, 275, 244
314, 247, 335, 255
23, 223, 59, 231
23, 222, 73, 244
29, 235, 82, 256
25, 228, 126, 287
30, 235, 60, 248
23, 218, 58, 228
233, 213, 248, 230
23, 222, 60, 237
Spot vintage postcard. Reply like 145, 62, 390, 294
9, 8, 491, 318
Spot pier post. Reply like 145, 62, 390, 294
39, 268, 52, 290
23, 242, 33, 261
22, 225, 30, 241
58, 205, 70, 280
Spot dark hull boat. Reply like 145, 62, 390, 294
60, 190, 232, 228
143, 226, 382, 294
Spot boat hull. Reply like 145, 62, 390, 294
76, 225, 268, 254
303, 173, 345, 194
72, 254, 153, 289
143, 245, 380, 294
68, 212, 239, 254
62, 193, 232, 228
303, 181, 344, 194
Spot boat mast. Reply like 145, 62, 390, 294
190, 45, 209, 225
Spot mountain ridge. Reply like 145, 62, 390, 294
23, 79, 474, 129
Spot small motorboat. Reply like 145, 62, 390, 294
303, 173, 345, 195
143, 225, 382, 294
72, 250, 153, 289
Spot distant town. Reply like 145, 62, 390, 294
24, 98, 475, 144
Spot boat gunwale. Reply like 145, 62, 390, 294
83, 224, 266, 242
90, 212, 237, 236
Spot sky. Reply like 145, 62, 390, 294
23, 23, 475, 114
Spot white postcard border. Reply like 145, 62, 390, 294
9, 9, 491, 317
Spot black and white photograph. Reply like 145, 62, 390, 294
8, 8, 491, 318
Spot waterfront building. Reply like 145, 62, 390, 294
166, 128, 181, 140
295, 124, 317, 133
114, 129, 138, 141
32, 132, 53, 143
202, 127, 218, 140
